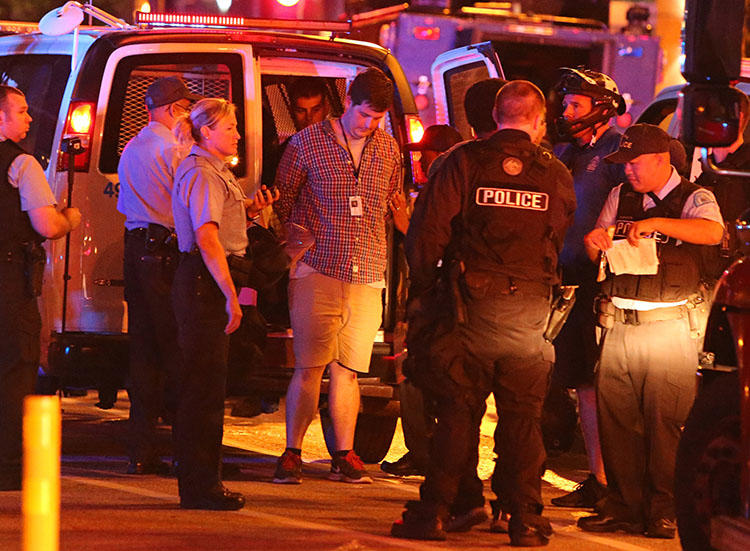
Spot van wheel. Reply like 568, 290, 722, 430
675, 372, 741, 551
353, 413, 398, 464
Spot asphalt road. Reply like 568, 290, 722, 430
0, 392, 682, 551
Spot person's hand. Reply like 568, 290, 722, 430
389, 191, 409, 234
224, 294, 242, 334
246, 185, 280, 218
626, 218, 659, 246
584, 227, 613, 253
62, 207, 82, 231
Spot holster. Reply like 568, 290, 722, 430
543, 285, 577, 342
594, 295, 615, 329
23, 241, 46, 297
227, 253, 253, 288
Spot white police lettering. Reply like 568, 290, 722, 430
475, 187, 549, 211
615, 219, 669, 243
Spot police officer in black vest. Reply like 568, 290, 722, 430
580, 124, 724, 539
391, 80, 576, 546
0, 85, 81, 491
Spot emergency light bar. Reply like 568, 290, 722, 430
135, 3, 409, 34
135, 11, 350, 33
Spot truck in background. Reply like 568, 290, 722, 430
353, 4, 661, 139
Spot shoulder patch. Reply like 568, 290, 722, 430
693, 190, 714, 208
502, 156, 524, 176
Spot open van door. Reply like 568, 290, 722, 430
431, 42, 503, 139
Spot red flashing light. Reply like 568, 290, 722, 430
413, 26, 440, 41
406, 115, 424, 144
58, 102, 95, 172
136, 12, 246, 28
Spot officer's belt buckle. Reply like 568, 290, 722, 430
621, 308, 639, 325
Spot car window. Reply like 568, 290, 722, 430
636, 98, 678, 134
100, 53, 245, 176
0, 54, 71, 169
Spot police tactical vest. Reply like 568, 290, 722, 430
457, 132, 566, 284
0, 139, 44, 251
602, 179, 708, 301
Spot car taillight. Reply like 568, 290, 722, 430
58, 102, 95, 172
405, 115, 424, 144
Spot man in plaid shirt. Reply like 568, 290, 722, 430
273, 68, 402, 483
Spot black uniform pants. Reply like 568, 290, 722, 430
123, 231, 180, 463
419, 292, 553, 518
398, 379, 434, 470
0, 258, 41, 485
172, 253, 230, 498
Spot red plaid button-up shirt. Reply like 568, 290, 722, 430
275, 119, 402, 284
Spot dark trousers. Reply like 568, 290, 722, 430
596, 317, 698, 522
398, 379, 434, 470
0, 259, 41, 484
172, 253, 230, 498
123, 232, 180, 463
419, 292, 553, 518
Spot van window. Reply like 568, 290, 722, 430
0, 54, 71, 169
442, 61, 492, 140
100, 53, 245, 176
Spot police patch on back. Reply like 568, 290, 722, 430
476, 187, 549, 211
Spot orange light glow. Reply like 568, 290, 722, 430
69, 104, 93, 134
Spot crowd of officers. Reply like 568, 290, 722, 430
0, 60, 747, 547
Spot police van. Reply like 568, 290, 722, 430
0, 2, 501, 462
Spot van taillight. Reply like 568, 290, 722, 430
58, 102, 95, 172
405, 115, 424, 144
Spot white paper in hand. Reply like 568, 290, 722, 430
605, 238, 659, 275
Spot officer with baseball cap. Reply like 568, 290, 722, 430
579, 123, 724, 538
117, 76, 200, 475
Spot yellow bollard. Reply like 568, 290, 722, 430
22, 395, 61, 551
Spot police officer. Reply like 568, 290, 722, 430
391, 81, 576, 546
580, 124, 724, 538
0, 85, 81, 491
548, 67, 627, 509
117, 76, 198, 475
171, 98, 277, 509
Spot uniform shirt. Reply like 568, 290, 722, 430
8, 154, 57, 211
117, 121, 187, 230
406, 128, 576, 293
554, 128, 625, 278
274, 118, 402, 285
172, 145, 248, 255
595, 166, 724, 310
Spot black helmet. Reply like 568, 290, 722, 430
554, 67, 626, 139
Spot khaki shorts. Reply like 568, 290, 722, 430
289, 272, 383, 373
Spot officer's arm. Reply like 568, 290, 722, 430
405, 150, 465, 292
626, 217, 724, 246
28, 206, 81, 240
195, 222, 242, 335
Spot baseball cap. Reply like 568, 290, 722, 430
404, 124, 463, 153
604, 123, 671, 164
145, 76, 201, 110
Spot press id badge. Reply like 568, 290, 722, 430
349, 195, 363, 216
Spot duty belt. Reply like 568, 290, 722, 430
464, 271, 551, 299
613, 304, 687, 325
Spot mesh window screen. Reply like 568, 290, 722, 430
118, 68, 232, 157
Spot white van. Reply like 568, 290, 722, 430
0, 4, 501, 461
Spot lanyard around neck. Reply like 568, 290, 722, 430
339, 118, 362, 181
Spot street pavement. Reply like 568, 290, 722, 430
0, 392, 682, 551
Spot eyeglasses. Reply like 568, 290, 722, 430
172, 102, 191, 115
